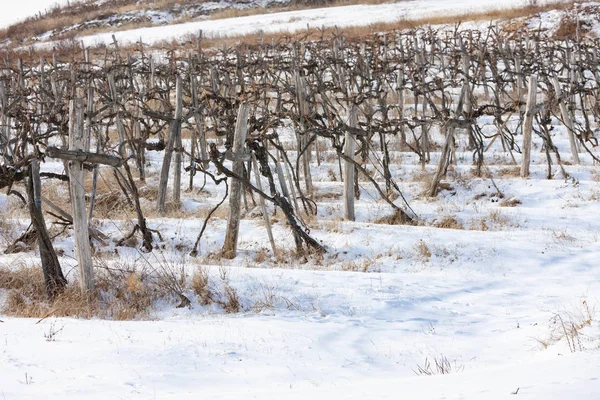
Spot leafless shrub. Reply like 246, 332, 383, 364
43, 320, 65, 342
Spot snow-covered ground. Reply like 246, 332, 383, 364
2, 118, 600, 398
0, 1, 71, 29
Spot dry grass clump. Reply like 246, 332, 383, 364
535, 300, 594, 353
322, 220, 344, 233
469, 209, 517, 231
0, 259, 245, 319
0, 262, 160, 320
414, 355, 464, 376
497, 166, 521, 177
92, 190, 135, 219
411, 169, 433, 184
374, 209, 413, 225
190, 266, 241, 313
414, 240, 432, 262
0, 264, 46, 298
340, 257, 376, 272
469, 218, 489, 231
554, 17, 590, 39
499, 197, 521, 207
433, 215, 464, 230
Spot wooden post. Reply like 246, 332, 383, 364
108, 73, 127, 158
157, 76, 183, 214
173, 76, 183, 206
295, 71, 313, 197
521, 75, 538, 178
396, 69, 406, 150
68, 99, 94, 292
551, 76, 580, 165
344, 105, 358, 221
251, 153, 277, 256
222, 103, 250, 259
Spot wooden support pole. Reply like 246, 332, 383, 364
521, 75, 538, 178
251, 153, 277, 256
68, 99, 94, 292
45, 147, 122, 167
294, 71, 313, 197
551, 76, 580, 165
157, 75, 183, 214
344, 105, 358, 221
222, 103, 250, 259
173, 77, 183, 206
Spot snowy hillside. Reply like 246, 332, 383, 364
0, 0, 70, 29
4, 0, 584, 49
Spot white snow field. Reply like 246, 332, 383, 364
2, 120, 600, 398
0, 1, 70, 29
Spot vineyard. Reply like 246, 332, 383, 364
2, 18, 600, 399
1, 25, 598, 291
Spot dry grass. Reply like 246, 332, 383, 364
554, 14, 590, 39
414, 240, 432, 262
190, 265, 241, 313
340, 257, 376, 272
374, 209, 413, 225
536, 300, 594, 352
433, 215, 464, 229
499, 197, 522, 207
0, 258, 245, 319
0, 261, 160, 320
496, 166, 521, 177
469, 209, 518, 231
414, 355, 464, 376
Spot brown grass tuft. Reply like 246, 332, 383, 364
414, 240, 432, 261
499, 198, 522, 207
375, 209, 413, 225
433, 215, 464, 229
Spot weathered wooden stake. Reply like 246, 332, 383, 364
157, 76, 183, 214
251, 153, 277, 256
551, 76, 580, 165
68, 99, 94, 292
222, 103, 250, 259
344, 105, 358, 221
173, 77, 183, 206
521, 75, 538, 178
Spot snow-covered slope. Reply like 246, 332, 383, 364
0, 1, 70, 29
35, 0, 557, 48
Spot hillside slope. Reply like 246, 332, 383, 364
2, 0, 583, 50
